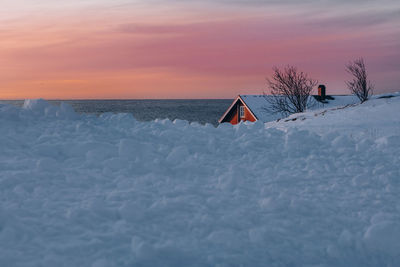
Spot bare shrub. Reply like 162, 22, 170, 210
346, 58, 373, 103
265, 65, 317, 116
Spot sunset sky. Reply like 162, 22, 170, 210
1, 0, 400, 99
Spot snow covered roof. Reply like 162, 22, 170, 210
239, 95, 280, 122
312, 95, 360, 109
238, 94, 360, 123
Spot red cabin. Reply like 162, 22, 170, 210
218, 95, 257, 125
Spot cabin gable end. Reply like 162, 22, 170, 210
219, 96, 257, 125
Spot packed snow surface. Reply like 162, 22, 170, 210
1, 94, 400, 266
239, 94, 359, 122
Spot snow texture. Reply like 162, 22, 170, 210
0, 95, 400, 267
240, 94, 359, 122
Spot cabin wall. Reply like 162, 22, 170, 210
242, 105, 256, 123
229, 108, 239, 124
228, 103, 256, 125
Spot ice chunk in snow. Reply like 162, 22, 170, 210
23, 99, 49, 112
22, 99, 78, 119
364, 221, 400, 256
166, 146, 190, 162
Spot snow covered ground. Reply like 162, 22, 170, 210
0, 94, 399, 266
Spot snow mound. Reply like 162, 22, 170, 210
0, 99, 78, 122
364, 220, 400, 257
267, 92, 400, 138
0, 96, 400, 266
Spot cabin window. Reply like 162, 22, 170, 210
239, 106, 245, 118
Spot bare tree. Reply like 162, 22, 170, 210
346, 58, 373, 103
265, 65, 317, 116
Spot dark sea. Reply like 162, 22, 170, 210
0, 99, 233, 126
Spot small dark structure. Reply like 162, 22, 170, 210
318, 85, 326, 100
313, 85, 334, 103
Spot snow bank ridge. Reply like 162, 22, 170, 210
22, 99, 78, 120
0, 99, 79, 121
0, 95, 399, 266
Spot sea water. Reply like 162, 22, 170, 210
0, 99, 233, 126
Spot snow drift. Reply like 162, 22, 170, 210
0, 95, 399, 266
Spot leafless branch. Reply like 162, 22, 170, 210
346, 58, 373, 103
264, 66, 317, 116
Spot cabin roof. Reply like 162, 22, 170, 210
228, 94, 360, 123
239, 95, 281, 122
